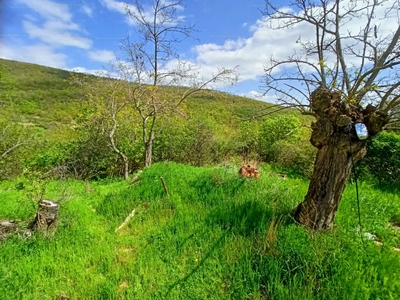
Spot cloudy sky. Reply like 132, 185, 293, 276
0, 0, 398, 101
0, 0, 296, 100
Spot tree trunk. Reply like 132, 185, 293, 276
145, 141, 153, 167
109, 114, 130, 180
30, 200, 60, 233
293, 142, 365, 230
123, 158, 129, 180
292, 86, 389, 230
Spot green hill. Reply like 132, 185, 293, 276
0, 58, 274, 128
0, 58, 314, 180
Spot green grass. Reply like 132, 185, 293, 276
1, 162, 400, 299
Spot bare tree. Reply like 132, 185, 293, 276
122, 0, 237, 167
262, 0, 400, 230
73, 68, 133, 180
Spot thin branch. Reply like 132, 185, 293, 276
1, 140, 26, 158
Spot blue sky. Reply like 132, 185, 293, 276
1, 0, 397, 102
1, 0, 295, 100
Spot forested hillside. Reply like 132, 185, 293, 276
0, 59, 316, 180
0, 58, 398, 186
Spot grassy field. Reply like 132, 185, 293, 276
1, 162, 400, 299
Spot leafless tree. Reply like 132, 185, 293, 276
262, 0, 400, 230
73, 67, 133, 179
122, 0, 237, 167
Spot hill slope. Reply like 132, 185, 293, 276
0, 58, 274, 128
0, 58, 315, 179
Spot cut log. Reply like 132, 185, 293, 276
115, 209, 136, 232
278, 173, 287, 179
0, 220, 18, 240
30, 200, 60, 233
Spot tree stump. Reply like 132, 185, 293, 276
30, 200, 60, 233
0, 220, 18, 240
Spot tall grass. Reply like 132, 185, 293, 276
1, 162, 400, 299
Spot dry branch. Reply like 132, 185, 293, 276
115, 209, 136, 232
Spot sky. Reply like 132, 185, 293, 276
0, 0, 295, 101
0, 0, 398, 102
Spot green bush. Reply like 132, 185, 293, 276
359, 131, 400, 186
259, 115, 301, 162
272, 139, 316, 178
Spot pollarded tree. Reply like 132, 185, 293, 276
121, 0, 236, 167
262, 0, 400, 230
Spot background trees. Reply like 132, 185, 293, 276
121, 0, 236, 167
72, 67, 141, 179
262, 0, 400, 229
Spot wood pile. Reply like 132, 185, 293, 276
238, 164, 260, 179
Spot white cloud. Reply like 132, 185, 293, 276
99, 0, 185, 26
100, 0, 128, 14
15, 0, 92, 49
88, 50, 116, 63
244, 91, 278, 103
16, 0, 73, 23
4, 0, 94, 69
81, 5, 93, 17
0, 42, 68, 69
184, 0, 399, 92
23, 20, 92, 49
191, 19, 312, 84
70, 67, 108, 77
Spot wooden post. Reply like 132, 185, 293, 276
160, 177, 169, 195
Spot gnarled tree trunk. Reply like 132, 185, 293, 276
293, 86, 389, 230
294, 141, 366, 230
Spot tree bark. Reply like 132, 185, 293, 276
144, 141, 153, 167
30, 200, 60, 233
293, 86, 389, 230
109, 109, 130, 180
293, 142, 365, 230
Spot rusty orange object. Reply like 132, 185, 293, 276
239, 164, 260, 179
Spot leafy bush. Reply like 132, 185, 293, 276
259, 115, 301, 162
272, 139, 316, 178
359, 131, 400, 186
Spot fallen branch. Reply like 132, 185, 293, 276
268, 172, 287, 179
115, 209, 136, 232
130, 170, 142, 185
374, 240, 400, 252
1, 140, 27, 158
